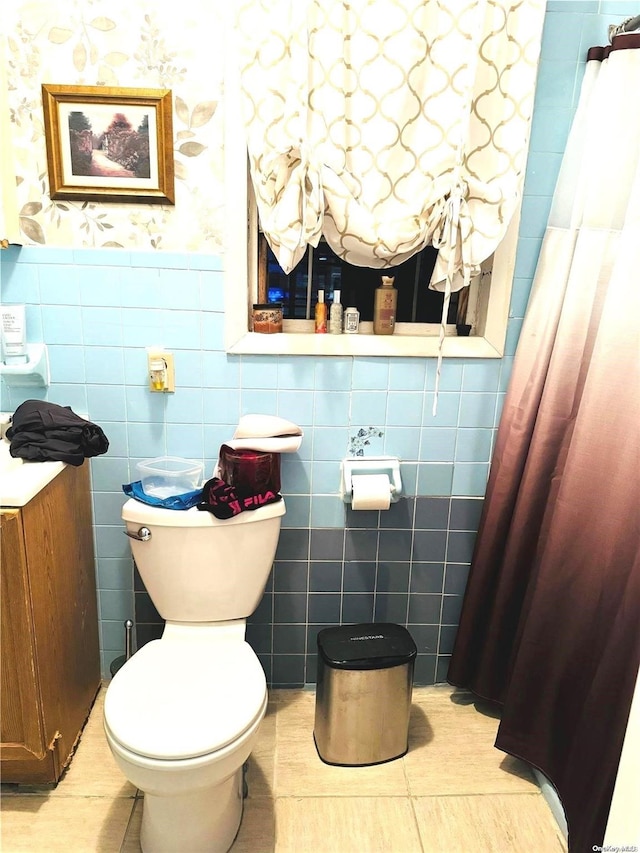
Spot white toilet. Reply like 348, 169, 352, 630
103, 496, 285, 853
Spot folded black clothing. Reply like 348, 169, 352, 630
197, 476, 281, 520
8, 432, 87, 466
7, 400, 109, 465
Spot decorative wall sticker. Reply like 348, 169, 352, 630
349, 427, 384, 457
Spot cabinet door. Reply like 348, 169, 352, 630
0, 511, 46, 762
22, 463, 101, 770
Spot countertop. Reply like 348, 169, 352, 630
0, 437, 66, 507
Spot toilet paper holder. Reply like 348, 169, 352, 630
340, 456, 402, 504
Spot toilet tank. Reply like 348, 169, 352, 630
122, 498, 285, 622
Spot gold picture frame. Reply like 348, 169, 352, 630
41, 84, 175, 204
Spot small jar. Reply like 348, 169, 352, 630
343, 306, 360, 334
252, 302, 283, 334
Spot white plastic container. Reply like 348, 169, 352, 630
137, 456, 204, 498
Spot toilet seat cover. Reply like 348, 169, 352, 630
104, 640, 267, 760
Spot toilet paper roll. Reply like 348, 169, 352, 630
351, 474, 391, 511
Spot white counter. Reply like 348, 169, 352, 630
0, 438, 65, 507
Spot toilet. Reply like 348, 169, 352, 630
103, 495, 285, 853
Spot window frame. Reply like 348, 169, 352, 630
223, 50, 522, 360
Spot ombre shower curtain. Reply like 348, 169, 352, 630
448, 34, 640, 853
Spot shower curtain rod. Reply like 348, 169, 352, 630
609, 14, 640, 40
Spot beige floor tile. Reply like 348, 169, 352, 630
413, 793, 567, 853
49, 688, 136, 800
0, 794, 134, 852
270, 687, 314, 711
0, 683, 565, 853
273, 689, 409, 797
231, 797, 276, 852
404, 687, 537, 796
275, 797, 422, 853
120, 797, 143, 853
246, 698, 277, 799
412, 684, 461, 699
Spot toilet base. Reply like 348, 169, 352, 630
140, 768, 243, 853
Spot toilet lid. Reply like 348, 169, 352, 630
104, 640, 267, 760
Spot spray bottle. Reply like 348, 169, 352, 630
314, 289, 327, 333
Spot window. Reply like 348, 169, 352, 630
222, 53, 521, 359
260, 235, 467, 327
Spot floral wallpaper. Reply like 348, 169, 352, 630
6, 0, 226, 252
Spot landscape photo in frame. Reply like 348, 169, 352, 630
42, 84, 175, 204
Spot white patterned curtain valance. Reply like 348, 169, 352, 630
235, 0, 545, 295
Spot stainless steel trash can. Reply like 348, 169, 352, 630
313, 623, 417, 766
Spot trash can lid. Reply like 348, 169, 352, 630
317, 623, 417, 670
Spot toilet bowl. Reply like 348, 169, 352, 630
104, 498, 285, 852
105, 625, 268, 852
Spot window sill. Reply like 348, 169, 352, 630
225, 322, 503, 358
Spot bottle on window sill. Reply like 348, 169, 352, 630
344, 306, 360, 334
373, 275, 397, 335
330, 289, 343, 334
314, 289, 327, 334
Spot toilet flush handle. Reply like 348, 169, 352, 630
124, 526, 152, 542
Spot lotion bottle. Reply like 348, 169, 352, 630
314, 289, 327, 333
1, 304, 28, 364
329, 289, 343, 334
373, 276, 397, 335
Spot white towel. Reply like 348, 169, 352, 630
233, 414, 302, 439
228, 414, 303, 452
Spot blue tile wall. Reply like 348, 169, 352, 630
1, 6, 623, 682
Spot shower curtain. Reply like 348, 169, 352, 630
448, 34, 640, 853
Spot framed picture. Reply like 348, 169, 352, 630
41, 84, 175, 204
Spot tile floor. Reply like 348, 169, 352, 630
1, 683, 568, 852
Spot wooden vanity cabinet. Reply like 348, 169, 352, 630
1, 462, 101, 784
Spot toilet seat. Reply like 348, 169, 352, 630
104, 639, 267, 761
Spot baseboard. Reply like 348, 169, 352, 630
533, 768, 568, 840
